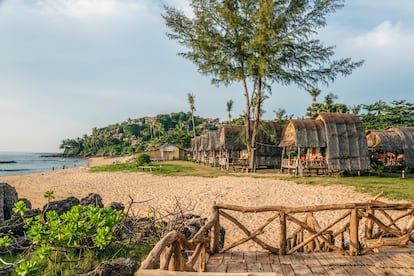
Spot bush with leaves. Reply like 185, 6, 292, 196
135, 154, 151, 166
14, 202, 124, 275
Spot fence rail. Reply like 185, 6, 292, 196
139, 199, 414, 273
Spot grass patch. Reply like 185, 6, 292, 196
88, 159, 414, 201
280, 174, 414, 202
89, 161, 196, 176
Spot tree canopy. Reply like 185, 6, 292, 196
164, 0, 363, 171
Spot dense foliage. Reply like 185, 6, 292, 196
359, 100, 414, 130
60, 112, 218, 157
305, 94, 414, 130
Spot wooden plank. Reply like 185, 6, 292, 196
324, 265, 350, 276
344, 265, 375, 275
243, 251, 257, 263
278, 254, 293, 265
280, 264, 296, 276
290, 264, 314, 276
302, 253, 327, 274
226, 261, 247, 273
386, 252, 413, 268
256, 252, 271, 263
270, 263, 285, 275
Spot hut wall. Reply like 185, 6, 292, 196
316, 113, 370, 173
389, 127, 414, 168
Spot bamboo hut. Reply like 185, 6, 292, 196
190, 136, 201, 162
279, 112, 370, 176
366, 127, 414, 169
206, 130, 219, 166
197, 134, 209, 164
217, 121, 282, 170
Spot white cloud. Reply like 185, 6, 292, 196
351, 21, 414, 50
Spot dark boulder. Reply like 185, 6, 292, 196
80, 193, 104, 208
0, 183, 19, 223
169, 214, 225, 250
107, 202, 125, 211
43, 196, 80, 215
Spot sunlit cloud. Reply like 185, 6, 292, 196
351, 21, 414, 51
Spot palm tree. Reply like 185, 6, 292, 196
187, 93, 196, 138
226, 99, 234, 123
308, 87, 321, 103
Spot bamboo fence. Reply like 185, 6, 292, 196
139, 199, 414, 273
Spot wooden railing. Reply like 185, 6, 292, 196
139, 199, 414, 273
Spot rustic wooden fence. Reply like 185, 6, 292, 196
139, 200, 414, 273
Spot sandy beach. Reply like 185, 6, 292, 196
0, 158, 391, 250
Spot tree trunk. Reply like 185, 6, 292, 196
243, 79, 252, 172
191, 110, 196, 138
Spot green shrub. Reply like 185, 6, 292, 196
15, 202, 124, 275
135, 154, 151, 166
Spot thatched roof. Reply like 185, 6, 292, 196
218, 125, 245, 151
368, 127, 414, 168
218, 121, 282, 151
391, 127, 414, 168
279, 120, 325, 148
206, 130, 219, 151
366, 130, 402, 152
191, 136, 201, 152
315, 112, 370, 172
279, 112, 370, 172
198, 134, 209, 152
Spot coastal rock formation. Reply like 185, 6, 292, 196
0, 183, 19, 223
108, 201, 125, 211
80, 193, 104, 208
43, 196, 80, 215
170, 214, 225, 250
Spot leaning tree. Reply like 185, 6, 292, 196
164, 0, 363, 171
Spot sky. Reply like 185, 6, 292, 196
1, 0, 414, 152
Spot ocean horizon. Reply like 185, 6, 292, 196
0, 151, 87, 176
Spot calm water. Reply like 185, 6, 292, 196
0, 152, 87, 176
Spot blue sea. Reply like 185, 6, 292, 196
0, 152, 87, 176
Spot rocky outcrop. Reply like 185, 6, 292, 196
42, 196, 80, 215
80, 193, 104, 208
0, 183, 19, 223
107, 202, 125, 211
169, 214, 225, 250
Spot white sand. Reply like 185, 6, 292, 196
0, 161, 389, 250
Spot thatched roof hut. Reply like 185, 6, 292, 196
316, 113, 370, 172
198, 134, 209, 152
218, 125, 245, 151
366, 130, 402, 152
279, 112, 370, 173
218, 121, 282, 150
366, 127, 414, 168
206, 130, 219, 152
279, 120, 325, 148
218, 121, 282, 168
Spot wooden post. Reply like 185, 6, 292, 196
279, 212, 286, 255
349, 208, 359, 256
199, 244, 207, 272
365, 206, 374, 239
169, 241, 185, 271
305, 213, 316, 252
211, 204, 221, 253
